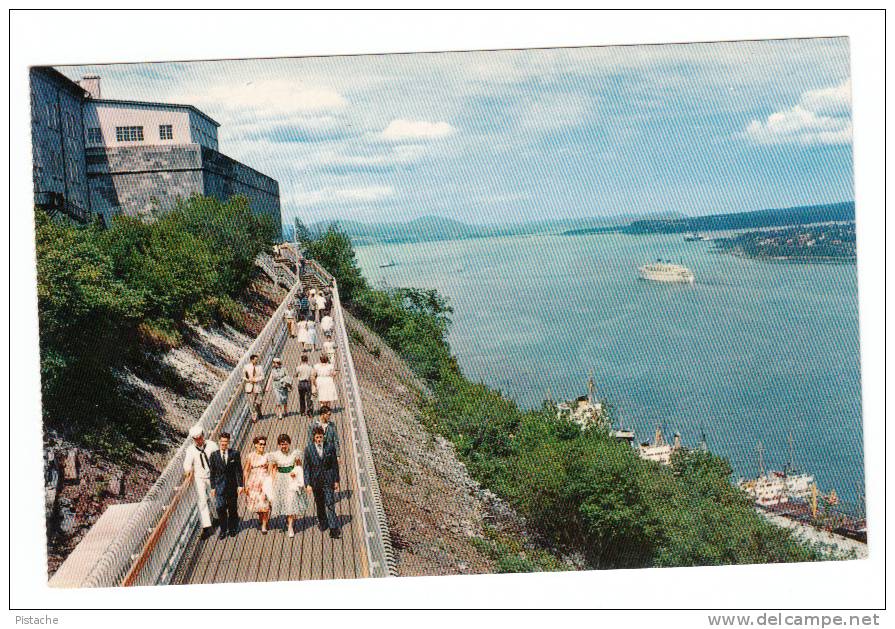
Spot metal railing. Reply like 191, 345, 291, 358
304, 259, 398, 577
255, 252, 280, 285
80, 268, 303, 588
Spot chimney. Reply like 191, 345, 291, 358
79, 75, 101, 99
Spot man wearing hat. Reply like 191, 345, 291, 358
183, 424, 219, 539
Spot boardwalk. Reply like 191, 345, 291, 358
173, 311, 369, 584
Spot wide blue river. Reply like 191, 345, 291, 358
356, 232, 864, 511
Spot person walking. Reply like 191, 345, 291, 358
243, 435, 272, 534
295, 317, 311, 352
315, 291, 326, 324
307, 318, 319, 351
320, 313, 334, 340
183, 424, 219, 540
284, 304, 297, 338
243, 354, 264, 422
308, 288, 318, 322
304, 426, 341, 538
209, 432, 243, 540
266, 357, 291, 421
269, 434, 308, 537
322, 338, 336, 367
312, 354, 338, 412
307, 406, 340, 459
295, 354, 314, 418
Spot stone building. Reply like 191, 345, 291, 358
30, 67, 91, 221
29, 67, 281, 236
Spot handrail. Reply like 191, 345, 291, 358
304, 259, 397, 577
120, 362, 250, 586
255, 252, 280, 285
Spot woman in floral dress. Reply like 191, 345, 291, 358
268, 433, 309, 537
243, 435, 272, 533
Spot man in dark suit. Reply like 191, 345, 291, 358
209, 432, 244, 540
303, 426, 341, 538
306, 407, 340, 459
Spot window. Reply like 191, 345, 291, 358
87, 127, 103, 144
115, 126, 144, 142
159, 124, 173, 140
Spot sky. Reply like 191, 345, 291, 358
58, 37, 854, 228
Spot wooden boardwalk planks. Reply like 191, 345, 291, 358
174, 309, 369, 585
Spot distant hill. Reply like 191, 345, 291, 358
307, 212, 684, 245
622, 201, 855, 235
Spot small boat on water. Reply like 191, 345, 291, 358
379, 258, 397, 269
684, 232, 706, 242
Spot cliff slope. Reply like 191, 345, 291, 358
45, 274, 285, 575
345, 310, 563, 576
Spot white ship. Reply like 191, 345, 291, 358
638, 425, 683, 466
555, 374, 606, 430
554, 375, 633, 444
639, 260, 695, 284
737, 440, 816, 507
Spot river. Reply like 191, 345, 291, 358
355, 232, 864, 511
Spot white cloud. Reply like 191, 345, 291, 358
741, 79, 852, 146
193, 79, 347, 116
312, 144, 427, 171
380, 119, 456, 141
289, 185, 395, 206
800, 79, 852, 116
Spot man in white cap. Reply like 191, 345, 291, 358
183, 424, 219, 539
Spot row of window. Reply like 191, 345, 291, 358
87, 124, 176, 144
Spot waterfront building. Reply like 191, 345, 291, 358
29, 67, 281, 235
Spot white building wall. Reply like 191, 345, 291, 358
83, 102, 217, 149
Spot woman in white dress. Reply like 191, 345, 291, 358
312, 354, 339, 411
268, 434, 308, 537
322, 339, 337, 366
314, 293, 326, 323
295, 318, 311, 352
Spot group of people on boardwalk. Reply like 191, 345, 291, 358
184, 406, 342, 543
182, 279, 344, 544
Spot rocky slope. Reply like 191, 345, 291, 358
344, 310, 572, 576
44, 274, 285, 576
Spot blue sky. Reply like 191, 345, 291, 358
59, 37, 853, 227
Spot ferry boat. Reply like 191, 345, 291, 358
638, 260, 695, 284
